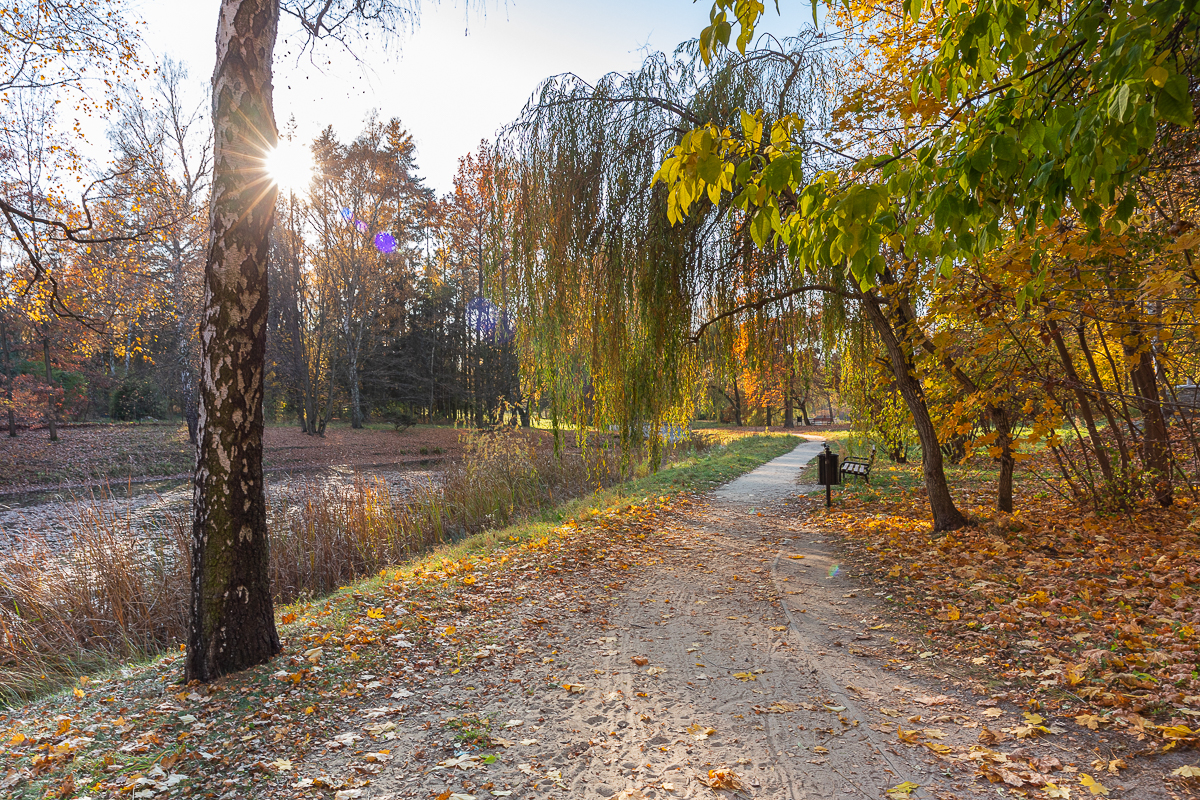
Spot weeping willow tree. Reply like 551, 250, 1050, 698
508, 33, 839, 465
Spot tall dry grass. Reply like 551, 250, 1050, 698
0, 506, 190, 699
0, 428, 704, 700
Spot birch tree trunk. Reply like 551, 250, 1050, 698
187, 0, 281, 683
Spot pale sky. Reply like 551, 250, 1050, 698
123, 0, 811, 196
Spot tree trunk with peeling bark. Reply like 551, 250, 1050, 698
186, 0, 281, 683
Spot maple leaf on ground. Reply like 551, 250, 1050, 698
885, 781, 920, 798
701, 768, 742, 790
1079, 774, 1109, 796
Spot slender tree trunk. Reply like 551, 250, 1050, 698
1077, 322, 1131, 470
2, 320, 15, 437
990, 405, 1015, 513
43, 336, 57, 441
801, 400, 811, 426
1047, 319, 1114, 484
861, 292, 966, 531
731, 380, 742, 427
187, 0, 281, 683
765, 406, 771, 427
783, 385, 794, 428
1126, 333, 1173, 506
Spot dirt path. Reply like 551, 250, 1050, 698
287, 440, 1168, 800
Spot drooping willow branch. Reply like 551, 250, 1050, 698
689, 282, 858, 342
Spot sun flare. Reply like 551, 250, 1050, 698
265, 140, 313, 195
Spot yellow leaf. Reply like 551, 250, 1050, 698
924, 742, 952, 755
366, 608, 385, 619
886, 782, 920, 798
72, 688, 85, 699
732, 671, 756, 681
1161, 724, 1195, 739
1075, 713, 1102, 730
1080, 774, 1109, 796
1171, 765, 1200, 779
462, 575, 476, 585
8, 733, 25, 746
946, 605, 960, 621
442, 625, 456, 637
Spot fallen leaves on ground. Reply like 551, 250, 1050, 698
0, 489, 691, 798
797, 471, 1200, 750
700, 768, 743, 790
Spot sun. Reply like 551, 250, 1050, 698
264, 139, 313, 195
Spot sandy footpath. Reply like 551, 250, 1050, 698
288, 441, 1154, 800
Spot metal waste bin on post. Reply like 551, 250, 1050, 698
817, 443, 839, 507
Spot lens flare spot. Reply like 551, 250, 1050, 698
374, 232, 397, 253
355, 220, 369, 233
827, 564, 840, 578
340, 207, 353, 221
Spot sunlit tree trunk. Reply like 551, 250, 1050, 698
187, 0, 281, 683
861, 293, 966, 532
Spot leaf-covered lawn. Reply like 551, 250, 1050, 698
793, 456, 1200, 757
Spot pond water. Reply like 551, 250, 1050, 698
0, 465, 441, 555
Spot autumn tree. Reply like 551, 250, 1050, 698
653, 0, 1197, 525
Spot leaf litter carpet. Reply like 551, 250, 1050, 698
6, 442, 1189, 799
293, 441, 1092, 800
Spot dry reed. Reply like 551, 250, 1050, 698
0, 428, 704, 700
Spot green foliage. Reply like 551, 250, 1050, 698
669, 0, 1198, 301
511, 35, 836, 455
109, 377, 166, 421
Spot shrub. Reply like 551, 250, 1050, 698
110, 377, 166, 421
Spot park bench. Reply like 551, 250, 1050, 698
840, 445, 876, 484
809, 416, 833, 425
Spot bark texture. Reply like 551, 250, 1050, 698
187, 0, 281, 683
42, 337, 56, 442
861, 292, 967, 532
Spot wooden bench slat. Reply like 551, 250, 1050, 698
838, 445, 876, 484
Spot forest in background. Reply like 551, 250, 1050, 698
0, 0, 1196, 561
